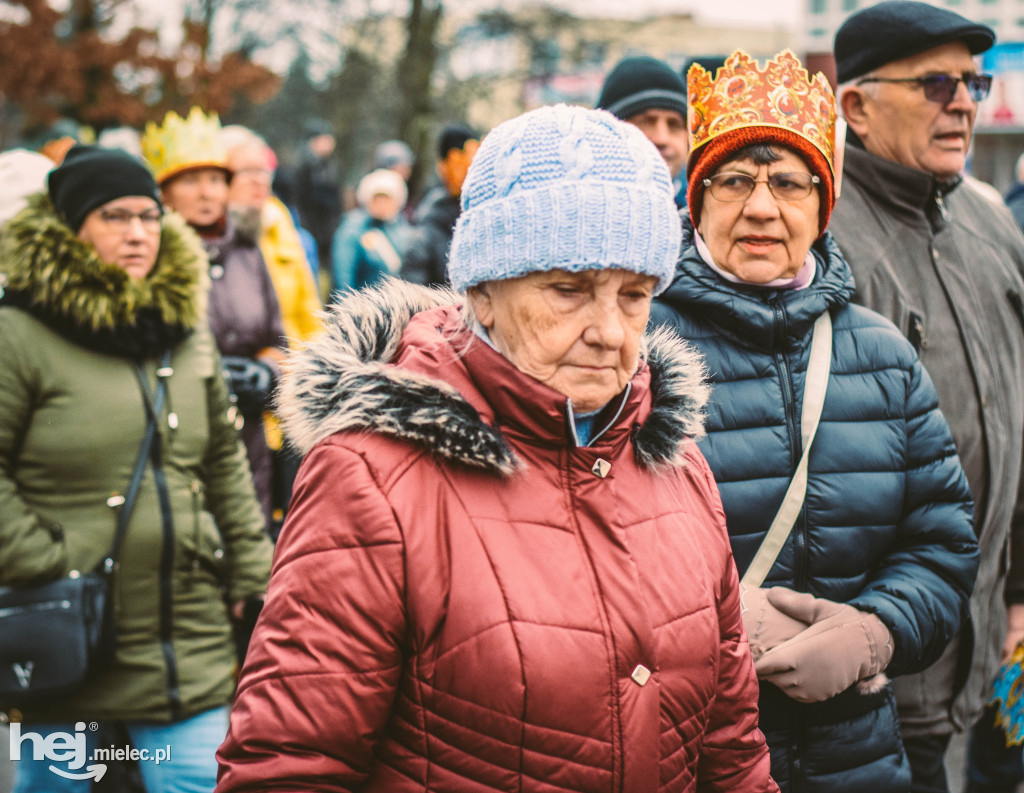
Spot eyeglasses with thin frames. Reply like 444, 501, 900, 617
702, 172, 821, 203
855, 73, 992, 104
99, 208, 163, 232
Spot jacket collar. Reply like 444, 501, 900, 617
657, 215, 853, 351
0, 193, 207, 359
842, 143, 962, 218
277, 279, 709, 475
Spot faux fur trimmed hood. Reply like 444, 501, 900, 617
277, 279, 709, 475
0, 192, 208, 359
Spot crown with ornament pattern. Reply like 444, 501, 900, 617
686, 49, 837, 177
141, 107, 228, 185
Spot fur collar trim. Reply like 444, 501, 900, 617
278, 279, 708, 475
0, 193, 208, 359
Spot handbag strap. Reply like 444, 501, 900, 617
741, 311, 833, 588
98, 351, 171, 572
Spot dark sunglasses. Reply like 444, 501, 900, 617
856, 73, 993, 104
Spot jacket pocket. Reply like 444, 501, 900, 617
179, 480, 226, 584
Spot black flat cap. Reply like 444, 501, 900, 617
835, 0, 995, 84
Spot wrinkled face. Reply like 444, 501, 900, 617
698, 149, 820, 284
160, 167, 229, 227
227, 143, 273, 210
626, 108, 688, 178
77, 196, 162, 279
851, 42, 979, 180
471, 268, 657, 412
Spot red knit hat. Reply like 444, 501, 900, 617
687, 126, 834, 237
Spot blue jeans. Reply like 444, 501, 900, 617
11, 705, 228, 793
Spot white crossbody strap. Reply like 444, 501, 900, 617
741, 311, 833, 588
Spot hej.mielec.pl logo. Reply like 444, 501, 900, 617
10, 721, 172, 781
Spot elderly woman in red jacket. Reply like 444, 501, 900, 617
216, 105, 777, 793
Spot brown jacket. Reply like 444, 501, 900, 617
830, 143, 1024, 734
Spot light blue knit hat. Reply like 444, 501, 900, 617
448, 104, 681, 295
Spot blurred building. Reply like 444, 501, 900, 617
443, 8, 794, 133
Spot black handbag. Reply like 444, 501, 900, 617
0, 355, 168, 705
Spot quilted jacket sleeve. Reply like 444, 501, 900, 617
848, 357, 978, 677
693, 458, 779, 793
216, 438, 407, 793
0, 312, 67, 586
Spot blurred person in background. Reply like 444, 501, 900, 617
329, 167, 414, 295
1003, 151, 1024, 234
143, 108, 285, 533
217, 103, 777, 793
597, 55, 689, 207
0, 149, 52, 228
0, 145, 271, 793
400, 124, 479, 287
223, 124, 323, 537
293, 119, 342, 278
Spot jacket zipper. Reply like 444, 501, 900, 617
771, 297, 807, 590
189, 479, 202, 582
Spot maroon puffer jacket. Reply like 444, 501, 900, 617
216, 281, 777, 793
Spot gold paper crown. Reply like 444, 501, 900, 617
687, 50, 836, 175
141, 107, 227, 184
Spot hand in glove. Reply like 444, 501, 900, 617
753, 588, 894, 703
221, 355, 275, 417
739, 584, 809, 662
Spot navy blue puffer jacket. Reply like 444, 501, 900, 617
651, 219, 978, 793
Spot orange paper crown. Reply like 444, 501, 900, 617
687, 50, 837, 177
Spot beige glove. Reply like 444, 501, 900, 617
753, 588, 894, 703
739, 584, 809, 662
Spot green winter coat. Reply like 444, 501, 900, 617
0, 194, 272, 722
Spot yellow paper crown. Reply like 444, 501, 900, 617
687, 50, 836, 176
141, 107, 227, 184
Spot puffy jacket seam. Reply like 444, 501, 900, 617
408, 699, 614, 752
398, 708, 611, 788
435, 463, 530, 789
273, 540, 403, 570
652, 602, 712, 630
390, 724, 596, 793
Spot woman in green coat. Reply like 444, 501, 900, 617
0, 145, 272, 793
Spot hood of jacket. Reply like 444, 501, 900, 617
657, 215, 855, 351
277, 279, 709, 475
0, 192, 208, 359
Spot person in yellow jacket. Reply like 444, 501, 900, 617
222, 125, 322, 347
223, 125, 323, 535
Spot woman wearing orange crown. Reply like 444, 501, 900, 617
142, 108, 286, 537
651, 50, 978, 792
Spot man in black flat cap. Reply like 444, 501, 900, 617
597, 55, 689, 206
829, 3, 1024, 792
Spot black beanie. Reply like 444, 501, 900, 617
437, 124, 478, 159
835, 1, 994, 84
48, 145, 161, 232
596, 56, 687, 120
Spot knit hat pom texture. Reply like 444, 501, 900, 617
448, 104, 681, 295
